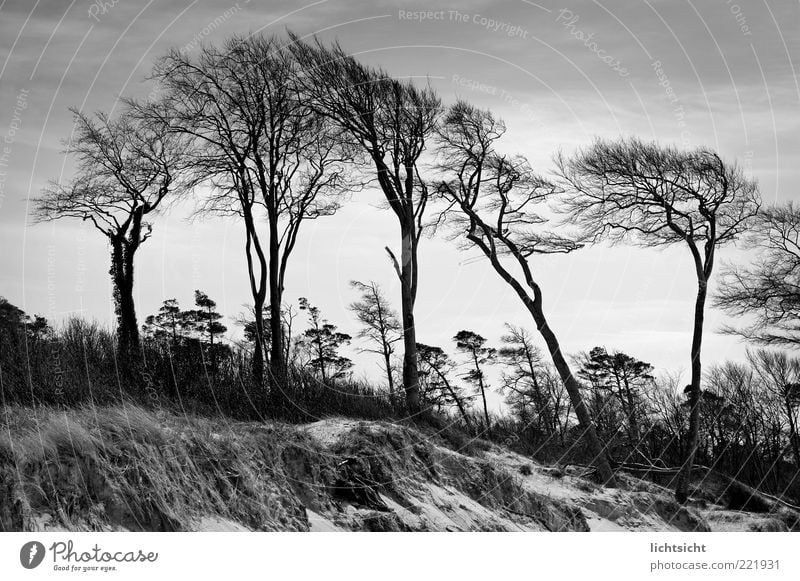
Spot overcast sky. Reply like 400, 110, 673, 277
0, 0, 798, 393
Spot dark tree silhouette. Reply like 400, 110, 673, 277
453, 330, 496, 435
142, 299, 184, 347
349, 280, 402, 402
577, 347, 654, 455
33, 109, 188, 357
416, 342, 473, 426
557, 137, 761, 502
297, 298, 352, 384
497, 325, 553, 433
141, 34, 354, 390
747, 349, 800, 469
189, 290, 228, 374
238, 303, 297, 370
288, 33, 442, 414
433, 101, 616, 486
715, 203, 800, 347
0, 297, 49, 343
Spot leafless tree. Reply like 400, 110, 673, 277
715, 203, 800, 347
349, 280, 402, 402
433, 101, 616, 486
556, 136, 761, 501
141, 34, 355, 390
288, 33, 441, 414
33, 108, 189, 357
747, 349, 800, 469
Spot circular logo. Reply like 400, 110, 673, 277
20, 541, 46, 569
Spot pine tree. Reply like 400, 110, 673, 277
298, 297, 352, 384
577, 347, 654, 453
190, 290, 227, 374
142, 298, 185, 347
416, 342, 473, 426
453, 330, 497, 435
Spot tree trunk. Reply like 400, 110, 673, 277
623, 382, 641, 452
399, 225, 421, 414
785, 399, 800, 469
252, 297, 266, 384
242, 206, 267, 385
268, 209, 287, 396
110, 236, 139, 358
383, 345, 395, 405
474, 353, 491, 436
675, 280, 707, 503
466, 230, 615, 486
532, 307, 616, 487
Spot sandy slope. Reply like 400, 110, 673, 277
1, 407, 797, 532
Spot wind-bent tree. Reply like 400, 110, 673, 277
715, 203, 800, 347
453, 330, 496, 435
416, 342, 473, 425
34, 109, 188, 357
349, 280, 402, 402
557, 137, 761, 501
434, 101, 616, 486
288, 33, 442, 414
142, 34, 354, 389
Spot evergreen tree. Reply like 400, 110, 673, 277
453, 330, 496, 435
190, 290, 228, 374
577, 347, 654, 453
142, 298, 185, 347
416, 342, 473, 425
298, 297, 352, 384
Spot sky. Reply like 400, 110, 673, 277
0, 0, 798, 399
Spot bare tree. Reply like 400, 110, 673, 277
747, 349, 800, 469
33, 108, 188, 357
288, 33, 441, 414
497, 325, 549, 430
349, 280, 402, 402
142, 34, 355, 390
556, 137, 761, 501
715, 203, 800, 347
433, 101, 616, 486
